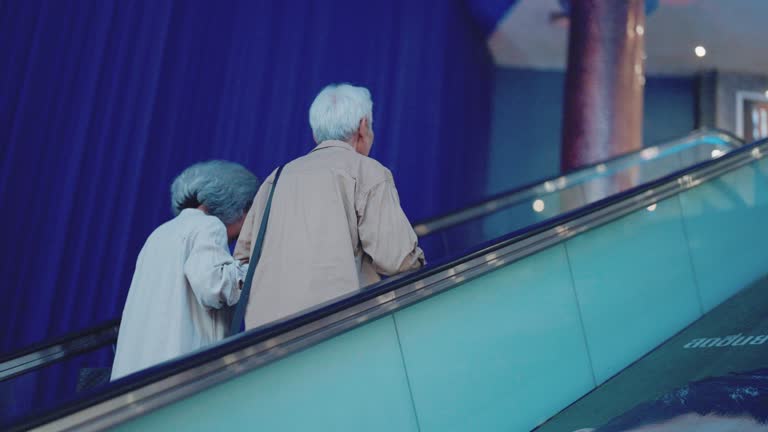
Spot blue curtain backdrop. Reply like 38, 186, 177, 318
0, 0, 497, 418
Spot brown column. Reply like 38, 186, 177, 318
561, 0, 646, 172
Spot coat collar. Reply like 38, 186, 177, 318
311, 140, 355, 153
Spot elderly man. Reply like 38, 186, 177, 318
235, 83, 425, 330
112, 161, 259, 380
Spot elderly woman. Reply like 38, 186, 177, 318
111, 161, 259, 380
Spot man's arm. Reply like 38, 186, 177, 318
358, 179, 425, 276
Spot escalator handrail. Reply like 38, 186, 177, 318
9, 136, 767, 432
0, 128, 742, 386
0, 319, 119, 382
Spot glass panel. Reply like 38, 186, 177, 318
536, 276, 768, 432
0, 345, 114, 429
418, 131, 742, 261
115, 317, 420, 432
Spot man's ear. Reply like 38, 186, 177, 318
358, 117, 368, 136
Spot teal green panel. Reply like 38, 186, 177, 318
395, 245, 594, 432
114, 316, 419, 432
565, 197, 700, 384
678, 158, 768, 311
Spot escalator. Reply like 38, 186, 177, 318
4, 129, 767, 431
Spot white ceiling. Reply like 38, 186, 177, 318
489, 0, 768, 75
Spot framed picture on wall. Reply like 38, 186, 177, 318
736, 91, 768, 142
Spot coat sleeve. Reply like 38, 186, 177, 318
358, 179, 426, 276
184, 219, 245, 309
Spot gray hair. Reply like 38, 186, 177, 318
170, 160, 259, 225
309, 83, 373, 143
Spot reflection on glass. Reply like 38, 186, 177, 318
542, 269, 768, 432
584, 369, 768, 432
641, 147, 660, 160
741, 97, 768, 142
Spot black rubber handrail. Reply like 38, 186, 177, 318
0, 319, 120, 364
0, 320, 119, 382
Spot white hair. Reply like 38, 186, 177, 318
170, 160, 259, 225
309, 83, 373, 143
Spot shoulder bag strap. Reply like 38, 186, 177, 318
228, 165, 284, 336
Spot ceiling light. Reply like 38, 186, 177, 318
532, 199, 545, 213
694, 46, 706, 57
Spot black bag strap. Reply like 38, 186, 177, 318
228, 165, 284, 336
